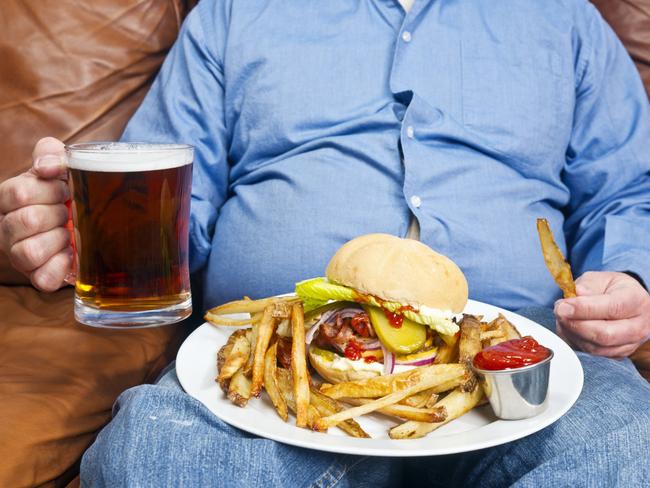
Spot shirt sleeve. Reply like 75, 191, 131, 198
564, 2, 650, 288
120, 0, 230, 273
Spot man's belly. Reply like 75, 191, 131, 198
201, 176, 563, 312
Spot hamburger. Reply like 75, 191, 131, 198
295, 233, 468, 383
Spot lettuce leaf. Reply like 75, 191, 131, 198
294, 277, 459, 338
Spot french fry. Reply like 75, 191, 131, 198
216, 329, 248, 392
320, 364, 465, 400
276, 368, 322, 430
206, 296, 301, 317
424, 391, 440, 409
264, 342, 288, 421
497, 314, 521, 340
227, 369, 252, 407
310, 388, 370, 438
400, 389, 434, 408
389, 386, 483, 439
217, 333, 251, 387
205, 312, 256, 327
315, 365, 464, 430
480, 329, 505, 341
459, 315, 481, 392
272, 302, 292, 320
291, 303, 311, 428
342, 397, 447, 423
434, 331, 459, 364
251, 305, 278, 397
242, 321, 258, 377
485, 314, 522, 347
536, 218, 576, 298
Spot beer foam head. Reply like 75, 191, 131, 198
66, 142, 193, 172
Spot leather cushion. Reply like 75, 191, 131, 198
0, 0, 189, 182
593, 0, 650, 97
0, 286, 185, 487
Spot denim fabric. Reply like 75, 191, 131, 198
120, 0, 650, 311
80, 308, 650, 487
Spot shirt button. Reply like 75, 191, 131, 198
406, 126, 414, 139
410, 195, 422, 208
402, 31, 412, 43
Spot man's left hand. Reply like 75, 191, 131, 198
554, 271, 650, 358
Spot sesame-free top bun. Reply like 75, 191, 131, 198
326, 234, 468, 313
308, 345, 380, 383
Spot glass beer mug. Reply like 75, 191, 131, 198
66, 142, 193, 328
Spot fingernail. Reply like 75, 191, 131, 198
556, 302, 574, 318
34, 155, 64, 170
64, 271, 76, 286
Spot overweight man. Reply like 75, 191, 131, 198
1, 0, 649, 486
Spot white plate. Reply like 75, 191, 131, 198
176, 299, 583, 457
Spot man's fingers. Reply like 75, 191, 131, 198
0, 204, 68, 250
30, 248, 73, 292
555, 291, 641, 321
0, 174, 70, 214
559, 316, 647, 348
8, 227, 71, 274
573, 271, 611, 296
32, 137, 67, 178
562, 330, 639, 359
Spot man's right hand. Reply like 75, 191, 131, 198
0, 137, 73, 291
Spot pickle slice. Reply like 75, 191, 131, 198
364, 305, 427, 354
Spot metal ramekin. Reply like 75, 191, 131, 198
472, 350, 554, 420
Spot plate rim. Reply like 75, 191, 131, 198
176, 299, 584, 457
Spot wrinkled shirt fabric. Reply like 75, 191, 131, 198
122, 0, 650, 310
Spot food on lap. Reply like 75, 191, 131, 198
206, 233, 550, 439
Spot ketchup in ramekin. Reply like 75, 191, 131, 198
473, 336, 552, 371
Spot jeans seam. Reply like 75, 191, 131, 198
311, 456, 368, 488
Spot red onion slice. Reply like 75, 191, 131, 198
395, 349, 437, 366
305, 321, 321, 345
381, 343, 395, 375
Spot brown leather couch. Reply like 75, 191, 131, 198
0, 1, 648, 486
0, 1, 195, 487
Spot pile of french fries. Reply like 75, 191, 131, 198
208, 297, 521, 440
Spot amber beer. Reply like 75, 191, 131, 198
67, 143, 193, 328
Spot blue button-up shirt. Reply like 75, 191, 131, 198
122, 0, 650, 311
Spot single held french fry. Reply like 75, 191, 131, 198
251, 305, 278, 397
341, 397, 447, 423
263, 342, 288, 421
217, 333, 251, 386
315, 365, 464, 430
536, 218, 576, 298
291, 303, 311, 428
389, 386, 483, 439
310, 388, 370, 438
459, 315, 481, 392
227, 369, 253, 407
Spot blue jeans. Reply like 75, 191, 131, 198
81, 308, 650, 487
